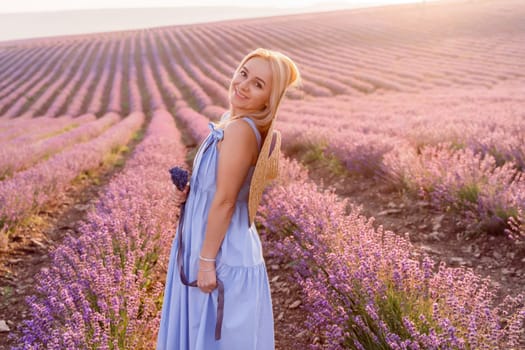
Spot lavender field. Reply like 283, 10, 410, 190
1, 0, 524, 348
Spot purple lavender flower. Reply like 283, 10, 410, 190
169, 166, 189, 191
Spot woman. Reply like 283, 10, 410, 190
157, 48, 301, 350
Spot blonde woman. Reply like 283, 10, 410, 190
157, 48, 301, 350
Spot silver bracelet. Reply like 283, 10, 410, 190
199, 254, 216, 262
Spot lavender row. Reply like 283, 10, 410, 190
2, 42, 89, 118
127, 35, 143, 113
0, 45, 59, 88
168, 30, 229, 108
277, 88, 525, 171
44, 40, 106, 117
179, 28, 233, 96
0, 113, 119, 180
0, 112, 143, 233
144, 33, 184, 105
0, 114, 95, 146
258, 157, 525, 349
2, 1, 524, 118
0, 44, 70, 109
0, 46, 44, 87
138, 34, 167, 111
157, 31, 212, 111
2, 39, 120, 118
261, 6, 522, 91
64, 40, 112, 117
173, 105, 213, 143
103, 40, 124, 114
189, 27, 240, 80
273, 90, 525, 239
25, 41, 94, 117
383, 142, 525, 238
13, 109, 187, 348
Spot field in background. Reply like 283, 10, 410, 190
1, 0, 524, 348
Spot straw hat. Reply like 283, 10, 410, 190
248, 118, 281, 227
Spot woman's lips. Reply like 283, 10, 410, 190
235, 87, 248, 99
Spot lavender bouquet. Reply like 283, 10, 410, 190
169, 166, 189, 191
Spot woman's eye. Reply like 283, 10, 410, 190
239, 70, 262, 88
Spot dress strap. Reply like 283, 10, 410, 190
241, 117, 262, 151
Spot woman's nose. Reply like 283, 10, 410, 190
239, 80, 249, 91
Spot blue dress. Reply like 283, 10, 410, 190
156, 113, 275, 350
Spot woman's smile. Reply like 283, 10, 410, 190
234, 87, 248, 100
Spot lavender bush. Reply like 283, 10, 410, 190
0, 112, 143, 234
382, 142, 524, 236
258, 157, 525, 349
13, 109, 187, 349
0, 113, 118, 180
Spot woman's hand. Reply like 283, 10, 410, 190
177, 182, 190, 204
197, 260, 217, 293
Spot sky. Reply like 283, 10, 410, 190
0, 0, 433, 13
0, 0, 439, 43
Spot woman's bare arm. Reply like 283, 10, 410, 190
199, 119, 258, 260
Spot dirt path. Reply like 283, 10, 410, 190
264, 253, 312, 349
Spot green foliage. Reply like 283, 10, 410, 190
449, 141, 466, 151
378, 281, 437, 337
457, 183, 480, 205
38, 123, 80, 141
338, 280, 391, 349
493, 205, 518, 223
297, 140, 347, 177
336, 277, 443, 349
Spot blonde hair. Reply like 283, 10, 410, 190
214, 48, 302, 133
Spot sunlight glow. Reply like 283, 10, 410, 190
1, 0, 434, 13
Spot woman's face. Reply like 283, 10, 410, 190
230, 56, 272, 115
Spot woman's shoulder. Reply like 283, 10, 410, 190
217, 120, 258, 166
223, 119, 260, 153
223, 118, 255, 137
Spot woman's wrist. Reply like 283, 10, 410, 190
199, 266, 215, 272
199, 259, 215, 270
